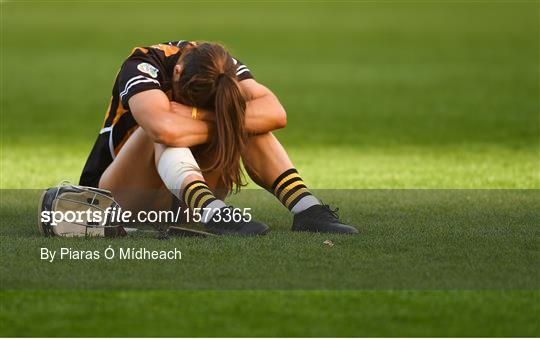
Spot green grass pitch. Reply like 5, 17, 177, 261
1, 1, 539, 337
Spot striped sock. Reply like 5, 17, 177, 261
182, 180, 226, 223
271, 168, 320, 214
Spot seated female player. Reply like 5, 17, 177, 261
80, 40, 357, 235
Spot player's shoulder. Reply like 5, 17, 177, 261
125, 40, 192, 60
148, 40, 193, 57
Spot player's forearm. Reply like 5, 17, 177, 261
244, 94, 287, 134
152, 113, 210, 147
129, 91, 211, 147
151, 94, 286, 145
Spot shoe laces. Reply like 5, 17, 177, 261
316, 203, 340, 222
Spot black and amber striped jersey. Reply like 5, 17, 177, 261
80, 41, 254, 187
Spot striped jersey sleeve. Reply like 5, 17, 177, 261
232, 58, 254, 81
118, 57, 163, 108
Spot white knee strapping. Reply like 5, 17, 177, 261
157, 147, 202, 198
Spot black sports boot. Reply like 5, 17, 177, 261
292, 204, 358, 234
203, 207, 269, 236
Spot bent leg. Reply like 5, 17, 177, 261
154, 143, 268, 235
242, 132, 319, 213
242, 132, 358, 234
98, 127, 269, 235
99, 127, 227, 212
99, 127, 172, 212
242, 132, 294, 189
100, 128, 230, 227
154, 144, 227, 222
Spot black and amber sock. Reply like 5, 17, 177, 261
182, 180, 218, 211
271, 168, 320, 214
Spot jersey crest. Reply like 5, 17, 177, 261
137, 62, 159, 78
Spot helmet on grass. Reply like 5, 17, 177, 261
37, 181, 126, 237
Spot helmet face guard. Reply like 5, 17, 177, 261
38, 182, 126, 237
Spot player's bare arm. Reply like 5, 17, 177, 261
128, 89, 211, 147
241, 79, 287, 134
150, 79, 287, 137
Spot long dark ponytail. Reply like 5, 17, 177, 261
172, 42, 247, 192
